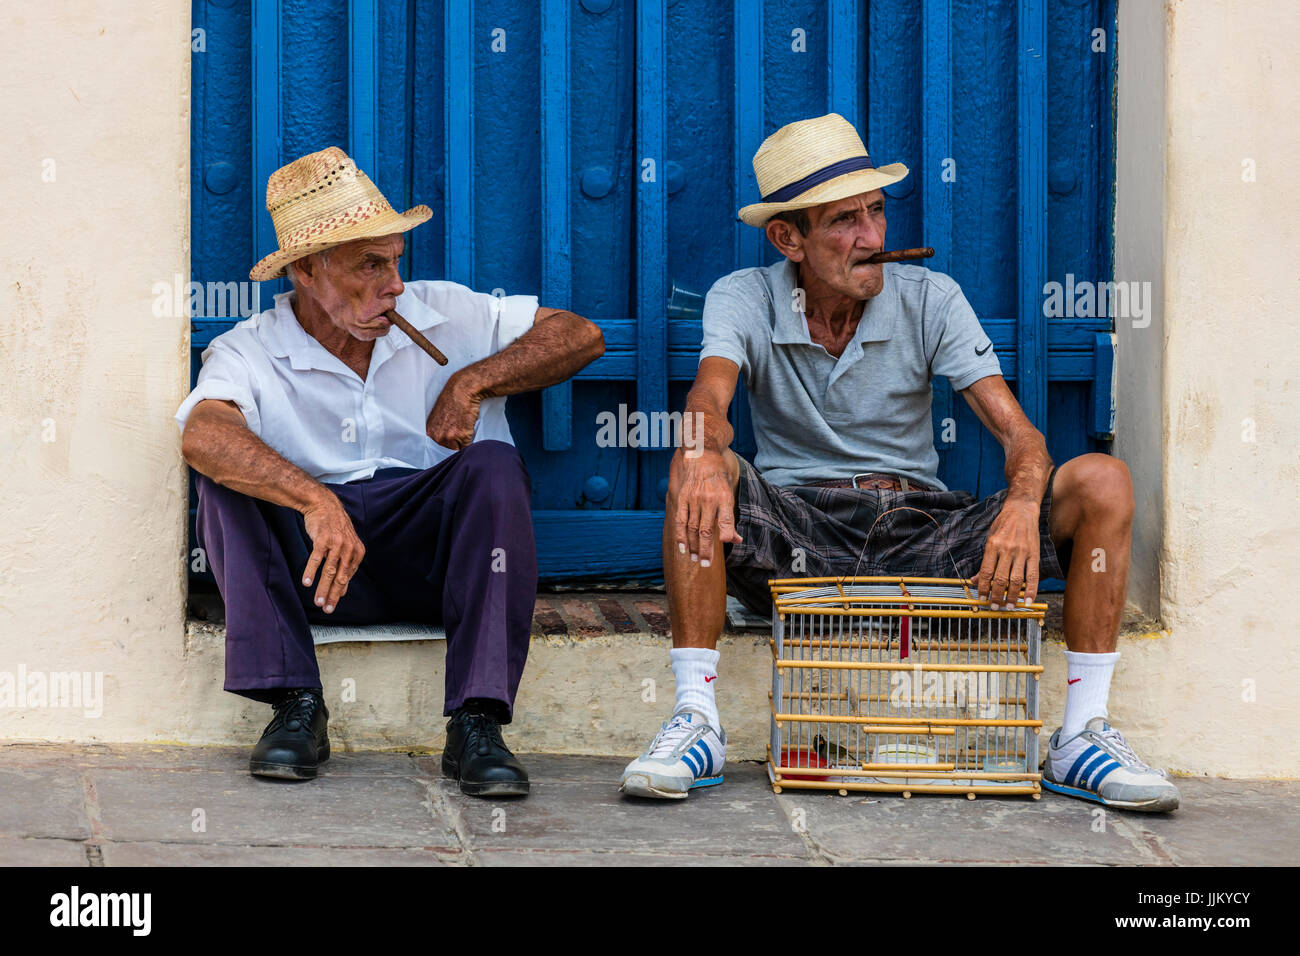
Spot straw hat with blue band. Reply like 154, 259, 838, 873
737, 113, 909, 227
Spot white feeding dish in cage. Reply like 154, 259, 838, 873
873, 742, 947, 786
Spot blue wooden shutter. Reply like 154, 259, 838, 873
190, 0, 1118, 585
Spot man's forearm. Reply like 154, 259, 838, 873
460, 310, 603, 399
184, 420, 330, 514
1004, 427, 1053, 506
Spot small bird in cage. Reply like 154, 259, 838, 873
814, 734, 854, 763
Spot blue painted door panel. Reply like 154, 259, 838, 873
190, 0, 1117, 583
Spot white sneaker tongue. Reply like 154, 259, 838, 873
1085, 716, 1112, 732
649, 714, 695, 758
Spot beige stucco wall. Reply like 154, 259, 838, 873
1110, 0, 1300, 777
0, 3, 193, 738
1151, 0, 1300, 775
0, 0, 1295, 778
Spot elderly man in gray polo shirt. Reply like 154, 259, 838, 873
620, 114, 1180, 813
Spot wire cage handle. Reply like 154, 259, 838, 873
851, 505, 969, 591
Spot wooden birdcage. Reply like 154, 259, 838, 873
767, 577, 1046, 799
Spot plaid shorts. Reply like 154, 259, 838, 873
723, 456, 1070, 617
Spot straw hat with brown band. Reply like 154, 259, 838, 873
737, 113, 911, 227
249, 146, 449, 365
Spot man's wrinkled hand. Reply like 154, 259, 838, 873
975, 498, 1041, 609
301, 492, 366, 615
671, 448, 742, 568
427, 373, 483, 450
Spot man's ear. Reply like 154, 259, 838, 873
289, 256, 312, 290
765, 219, 806, 262
294, 252, 329, 289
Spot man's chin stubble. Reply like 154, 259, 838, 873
858, 278, 884, 300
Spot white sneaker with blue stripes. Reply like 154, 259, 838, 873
1041, 716, 1180, 812
620, 708, 726, 799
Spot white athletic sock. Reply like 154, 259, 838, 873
671, 647, 721, 731
1061, 649, 1121, 738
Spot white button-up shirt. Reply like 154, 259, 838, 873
174, 280, 539, 483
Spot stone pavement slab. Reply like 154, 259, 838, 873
774, 787, 1154, 865
1113, 778, 1300, 866
99, 842, 455, 866
434, 757, 811, 864
0, 744, 1296, 867
0, 766, 92, 841
89, 769, 459, 850
0, 837, 89, 867
474, 849, 811, 866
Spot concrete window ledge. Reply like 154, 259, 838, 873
180, 588, 1170, 764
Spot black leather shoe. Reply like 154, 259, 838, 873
442, 704, 529, 797
249, 688, 330, 780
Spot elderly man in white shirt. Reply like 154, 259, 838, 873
175, 147, 603, 794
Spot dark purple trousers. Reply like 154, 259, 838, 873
194, 439, 537, 720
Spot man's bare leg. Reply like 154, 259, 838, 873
620, 449, 739, 798
1039, 453, 1177, 809
662, 448, 741, 650
1046, 453, 1135, 654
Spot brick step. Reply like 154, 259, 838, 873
188, 587, 1157, 645
187, 589, 770, 644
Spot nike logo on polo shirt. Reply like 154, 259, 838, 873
975, 342, 993, 356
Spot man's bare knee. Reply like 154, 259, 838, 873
1068, 455, 1132, 515
1053, 454, 1134, 541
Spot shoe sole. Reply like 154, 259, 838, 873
249, 739, 330, 781
1040, 777, 1180, 812
458, 779, 530, 797
441, 756, 530, 797
619, 773, 724, 799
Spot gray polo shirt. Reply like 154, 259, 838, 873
699, 257, 1002, 490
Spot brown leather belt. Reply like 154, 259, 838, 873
803, 472, 933, 492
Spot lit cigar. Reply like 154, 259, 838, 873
384, 309, 448, 366
865, 247, 935, 264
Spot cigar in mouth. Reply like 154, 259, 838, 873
865, 247, 935, 264
383, 309, 449, 366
